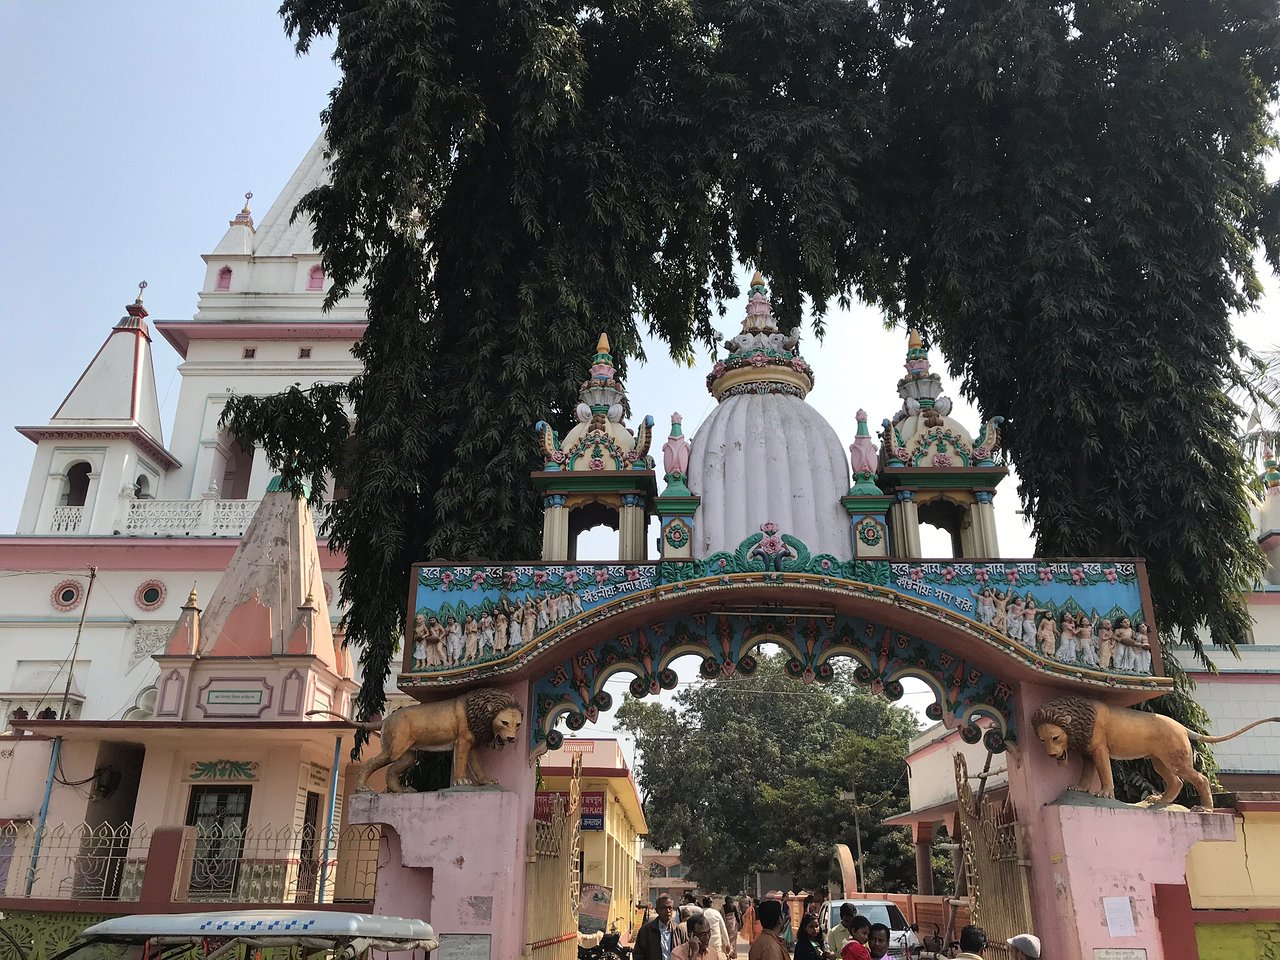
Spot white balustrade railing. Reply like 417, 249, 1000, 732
124, 498, 204, 534
49, 505, 84, 534
106, 498, 332, 538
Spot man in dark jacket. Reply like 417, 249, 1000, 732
634, 895, 688, 960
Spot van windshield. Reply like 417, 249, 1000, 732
828, 903, 909, 932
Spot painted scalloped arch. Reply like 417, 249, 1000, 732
530, 610, 1016, 756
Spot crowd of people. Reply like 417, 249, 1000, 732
631, 892, 1042, 960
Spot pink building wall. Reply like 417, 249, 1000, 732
349, 679, 536, 957
1006, 681, 1235, 960
0, 736, 51, 819
1045, 804, 1233, 960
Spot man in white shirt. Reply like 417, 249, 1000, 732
698, 895, 733, 958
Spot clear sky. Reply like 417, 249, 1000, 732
1, 5, 1275, 745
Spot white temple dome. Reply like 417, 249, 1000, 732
687, 272, 852, 560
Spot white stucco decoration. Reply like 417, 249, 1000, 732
688, 390, 851, 560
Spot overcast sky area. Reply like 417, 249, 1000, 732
3, 4, 1277, 756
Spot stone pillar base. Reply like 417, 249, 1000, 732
348, 786, 528, 959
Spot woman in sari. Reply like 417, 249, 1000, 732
722, 897, 740, 951
742, 899, 759, 946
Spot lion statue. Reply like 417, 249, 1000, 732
1031, 696, 1279, 811
337, 688, 523, 793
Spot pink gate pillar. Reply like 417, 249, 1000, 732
1042, 802, 1234, 960
346, 679, 538, 959
1007, 681, 1235, 960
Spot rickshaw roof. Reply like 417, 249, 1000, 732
78, 911, 436, 945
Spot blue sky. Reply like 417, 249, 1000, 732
0, 3, 337, 530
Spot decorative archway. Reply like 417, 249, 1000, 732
529, 606, 1016, 755
400, 525, 1166, 761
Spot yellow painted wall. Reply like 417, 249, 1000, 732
1194, 922, 1280, 960
543, 774, 645, 937
1187, 812, 1280, 909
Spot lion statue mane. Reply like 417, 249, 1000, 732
348, 687, 523, 793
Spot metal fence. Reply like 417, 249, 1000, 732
0, 822, 150, 901
178, 822, 381, 904
0, 821, 380, 905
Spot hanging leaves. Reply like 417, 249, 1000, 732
221, 0, 1279, 781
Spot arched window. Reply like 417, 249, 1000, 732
62, 462, 91, 507
216, 266, 233, 291
134, 475, 152, 499
212, 431, 254, 500
570, 503, 620, 561
307, 265, 325, 291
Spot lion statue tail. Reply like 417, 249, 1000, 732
305, 708, 384, 732
1190, 716, 1280, 744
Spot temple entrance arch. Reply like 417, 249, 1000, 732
525, 597, 1017, 757
363, 311, 1196, 960
401, 550, 1165, 763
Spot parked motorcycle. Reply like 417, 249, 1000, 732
578, 931, 631, 960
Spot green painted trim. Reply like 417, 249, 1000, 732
655, 496, 700, 516
842, 495, 893, 514
531, 470, 658, 497
878, 467, 1007, 491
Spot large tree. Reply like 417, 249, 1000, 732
224, 0, 1280, 783
613, 654, 926, 893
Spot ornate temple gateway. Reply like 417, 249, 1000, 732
351, 275, 1231, 960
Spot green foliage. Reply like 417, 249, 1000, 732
220, 0, 1279, 770
865, 0, 1279, 799
613, 654, 921, 893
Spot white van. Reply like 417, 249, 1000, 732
824, 899, 921, 958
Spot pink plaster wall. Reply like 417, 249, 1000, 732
1004, 680, 1239, 960
1005, 680, 1088, 953
1046, 804, 1234, 960
347, 679, 536, 957
0, 738, 52, 819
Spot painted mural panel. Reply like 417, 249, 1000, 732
881, 560, 1152, 674
406, 554, 1152, 679
407, 563, 658, 672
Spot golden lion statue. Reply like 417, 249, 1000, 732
1031, 696, 1279, 811
336, 688, 523, 793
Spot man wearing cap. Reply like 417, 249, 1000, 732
1007, 935, 1041, 959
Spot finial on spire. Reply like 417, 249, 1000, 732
662, 412, 692, 492
123, 281, 150, 323
230, 191, 255, 228
184, 585, 199, 608
705, 268, 814, 401
904, 328, 930, 378
590, 333, 616, 384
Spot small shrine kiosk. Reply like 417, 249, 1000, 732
350, 274, 1229, 960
